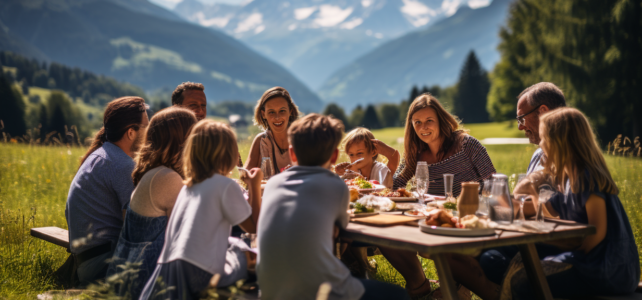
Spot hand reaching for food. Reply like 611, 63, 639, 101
335, 162, 350, 175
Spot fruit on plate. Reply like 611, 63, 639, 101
370, 180, 380, 185
346, 177, 374, 189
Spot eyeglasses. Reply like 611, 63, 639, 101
516, 105, 542, 126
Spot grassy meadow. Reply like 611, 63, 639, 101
0, 123, 640, 299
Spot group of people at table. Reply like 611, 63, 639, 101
64, 81, 639, 300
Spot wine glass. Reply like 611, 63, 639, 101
536, 187, 555, 222
415, 162, 428, 202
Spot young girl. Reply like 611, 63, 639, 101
140, 120, 263, 300
335, 127, 400, 188
106, 107, 197, 299
442, 107, 640, 299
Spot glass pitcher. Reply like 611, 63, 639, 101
488, 174, 514, 224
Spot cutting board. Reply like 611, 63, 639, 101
351, 214, 419, 227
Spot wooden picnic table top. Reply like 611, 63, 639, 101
341, 218, 595, 255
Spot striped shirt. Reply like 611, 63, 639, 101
393, 135, 496, 197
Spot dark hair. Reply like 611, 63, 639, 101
171, 82, 205, 106
132, 107, 197, 186
81, 97, 147, 166
253, 86, 300, 131
518, 82, 566, 110
288, 113, 344, 166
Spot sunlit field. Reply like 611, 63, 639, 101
1, 123, 640, 299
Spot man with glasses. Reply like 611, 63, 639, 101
516, 82, 566, 174
171, 82, 207, 121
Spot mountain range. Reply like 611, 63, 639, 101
0, 0, 323, 111
172, 0, 494, 89
318, 0, 511, 109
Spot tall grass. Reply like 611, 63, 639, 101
1, 134, 641, 299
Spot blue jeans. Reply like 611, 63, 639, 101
359, 278, 410, 300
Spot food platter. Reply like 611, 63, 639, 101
394, 203, 419, 211
402, 210, 428, 219
356, 184, 386, 193
418, 221, 496, 237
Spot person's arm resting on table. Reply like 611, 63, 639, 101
238, 168, 263, 233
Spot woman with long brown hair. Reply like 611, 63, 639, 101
106, 107, 198, 299
383, 94, 495, 298
245, 86, 301, 174
66, 96, 148, 286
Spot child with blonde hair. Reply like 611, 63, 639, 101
335, 127, 399, 188
140, 120, 263, 300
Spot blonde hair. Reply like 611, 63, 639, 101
253, 86, 301, 131
402, 94, 467, 170
343, 127, 378, 161
182, 120, 238, 187
540, 107, 618, 194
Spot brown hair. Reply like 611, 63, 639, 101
81, 96, 147, 166
288, 113, 344, 166
402, 94, 466, 171
182, 120, 238, 187
518, 82, 566, 110
171, 82, 205, 106
132, 107, 197, 186
253, 86, 300, 131
343, 127, 378, 161
540, 107, 618, 194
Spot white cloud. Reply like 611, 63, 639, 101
235, 12, 263, 33
193, 12, 230, 28
288, 23, 298, 31
314, 5, 354, 27
441, 0, 460, 16
294, 7, 317, 20
400, 0, 436, 27
374, 32, 383, 39
468, 0, 491, 9
361, 0, 373, 8
340, 18, 363, 29
254, 24, 265, 34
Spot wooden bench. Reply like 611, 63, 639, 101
30, 226, 69, 249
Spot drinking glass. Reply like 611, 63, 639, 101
261, 157, 274, 180
512, 174, 528, 224
443, 174, 455, 202
536, 187, 555, 222
476, 178, 492, 217
415, 162, 429, 202
488, 174, 514, 224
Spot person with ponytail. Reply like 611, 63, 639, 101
65, 96, 149, 286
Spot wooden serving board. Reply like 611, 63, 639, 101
351, 215, 419, 227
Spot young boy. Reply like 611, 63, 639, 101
335, 127, 399, 189
257, 114, 409, 300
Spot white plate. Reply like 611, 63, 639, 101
357, 184, 386, 193
402, 211, 428, 219
387, 196, 418, 202
419, 222, 496, 237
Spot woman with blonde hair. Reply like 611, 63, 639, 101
441, 108, 639, 300
381, 94, 495, 298
245, 86, 301, 174
140, 120, 263, 300
106, 107, 197, 299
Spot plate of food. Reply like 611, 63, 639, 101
372, 188, 417, 202
418, 210, 496, 237
346, 177, 385, 193
395, 203, 419, 211
402, 209, 428, 219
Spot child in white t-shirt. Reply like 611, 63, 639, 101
335, 127, 400, 189
140, 120, 263, 300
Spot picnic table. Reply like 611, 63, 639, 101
340, 218, 595, 300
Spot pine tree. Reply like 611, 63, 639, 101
453, 50, 490, 123
409, 85, 420, 102
47, 91, 75, 136
322, 103, 350, 129
0, 72, 26, 137
378, 103, 400, 128
38, 103, 48, 141
350, 105, 365, 128
362, 105, 382, 129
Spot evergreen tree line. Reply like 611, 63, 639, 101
323, 50, 491, 129
0, 51, 145, 106
486, 0, 642, 141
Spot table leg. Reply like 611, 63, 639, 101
518, 243, 553, 300
433, 253, 458, 300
